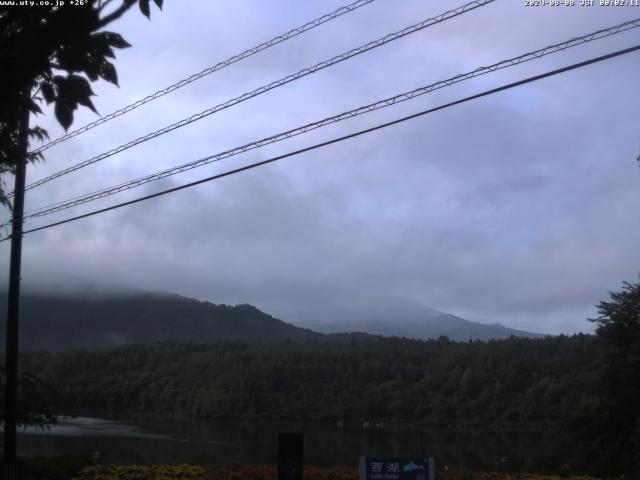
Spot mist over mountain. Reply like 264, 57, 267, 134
311, 315, 543, 342
0, 291, 331, 351
310, 310, 544, 342
284, 295, 544, 341
0, 290, 543, 351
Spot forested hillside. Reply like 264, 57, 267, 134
0, 292, 542, 351
22, 335, 597, 428
0, 292, 328, 350
12, 329, 640, 475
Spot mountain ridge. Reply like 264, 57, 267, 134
0, 290, 543, 351
298, 295, 544, 341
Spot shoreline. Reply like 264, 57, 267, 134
51, 411, 558, 434
14, 458, 611, 480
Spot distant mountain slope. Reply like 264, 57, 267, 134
308, 300, 544, 341
0, 292, 337, 351
0, 291, 542, 351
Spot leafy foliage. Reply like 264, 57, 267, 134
589, 278, 640, 474
10, 455, 90, 480
22, 335, 598, 428
16, 327, 637, 475
0, 0, 163, 205
64, 462, 612, 480
76, 464, 207, 480
0, 368, 58, 430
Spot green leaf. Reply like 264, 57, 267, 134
77, 96, 98, 115
83, 56, 102, 81
54, 101, 73, 130
27, 151, 44, 164
100, 32, 131, 49
41, 82, 55, 104
66, 75, 98, 114
139, 0, 150, 19
89, 35, 116, 59
51, 75, 92, 128
28, 100, 42, 115
153, 0, 163, 9
52, 75, 66, 89
67, 74, 94, 98
99, 61, 118, 86
28, 126, 49, 143
56, 37, 92, 72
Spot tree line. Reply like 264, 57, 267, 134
20, 335, 597, 427
4, 278, 639, 476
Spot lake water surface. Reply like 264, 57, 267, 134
18, 416, 573, 473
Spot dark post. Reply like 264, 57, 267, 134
278, 433, 303, 480
3, 91, 30, 479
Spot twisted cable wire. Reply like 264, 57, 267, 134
19, 0, 495, 196
29, 0, 377, 155
22, 17, 640, 220
6, 43, 639, 241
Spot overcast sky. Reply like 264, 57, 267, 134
1, 0, 639, 334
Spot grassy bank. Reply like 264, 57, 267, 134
74, 465, 612, 480
32, 462, 608, 480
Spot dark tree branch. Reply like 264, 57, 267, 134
98, 0, 117, 13
98, 0, 137, 28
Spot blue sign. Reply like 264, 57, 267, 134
359, 457, 435, 480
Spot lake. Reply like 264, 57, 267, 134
17, 416, 576, 473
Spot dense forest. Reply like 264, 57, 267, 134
8, 332, 637, 476
7, 279, 640, 476
20, 335, 597, 428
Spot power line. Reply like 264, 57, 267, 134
22, 17, 640, 220
18, 0, 495, 196
29, 0, 377, 155
7, 44, 638, 242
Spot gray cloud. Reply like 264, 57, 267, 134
2, 0, 639, 335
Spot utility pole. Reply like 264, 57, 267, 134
3, 89, 30, 480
